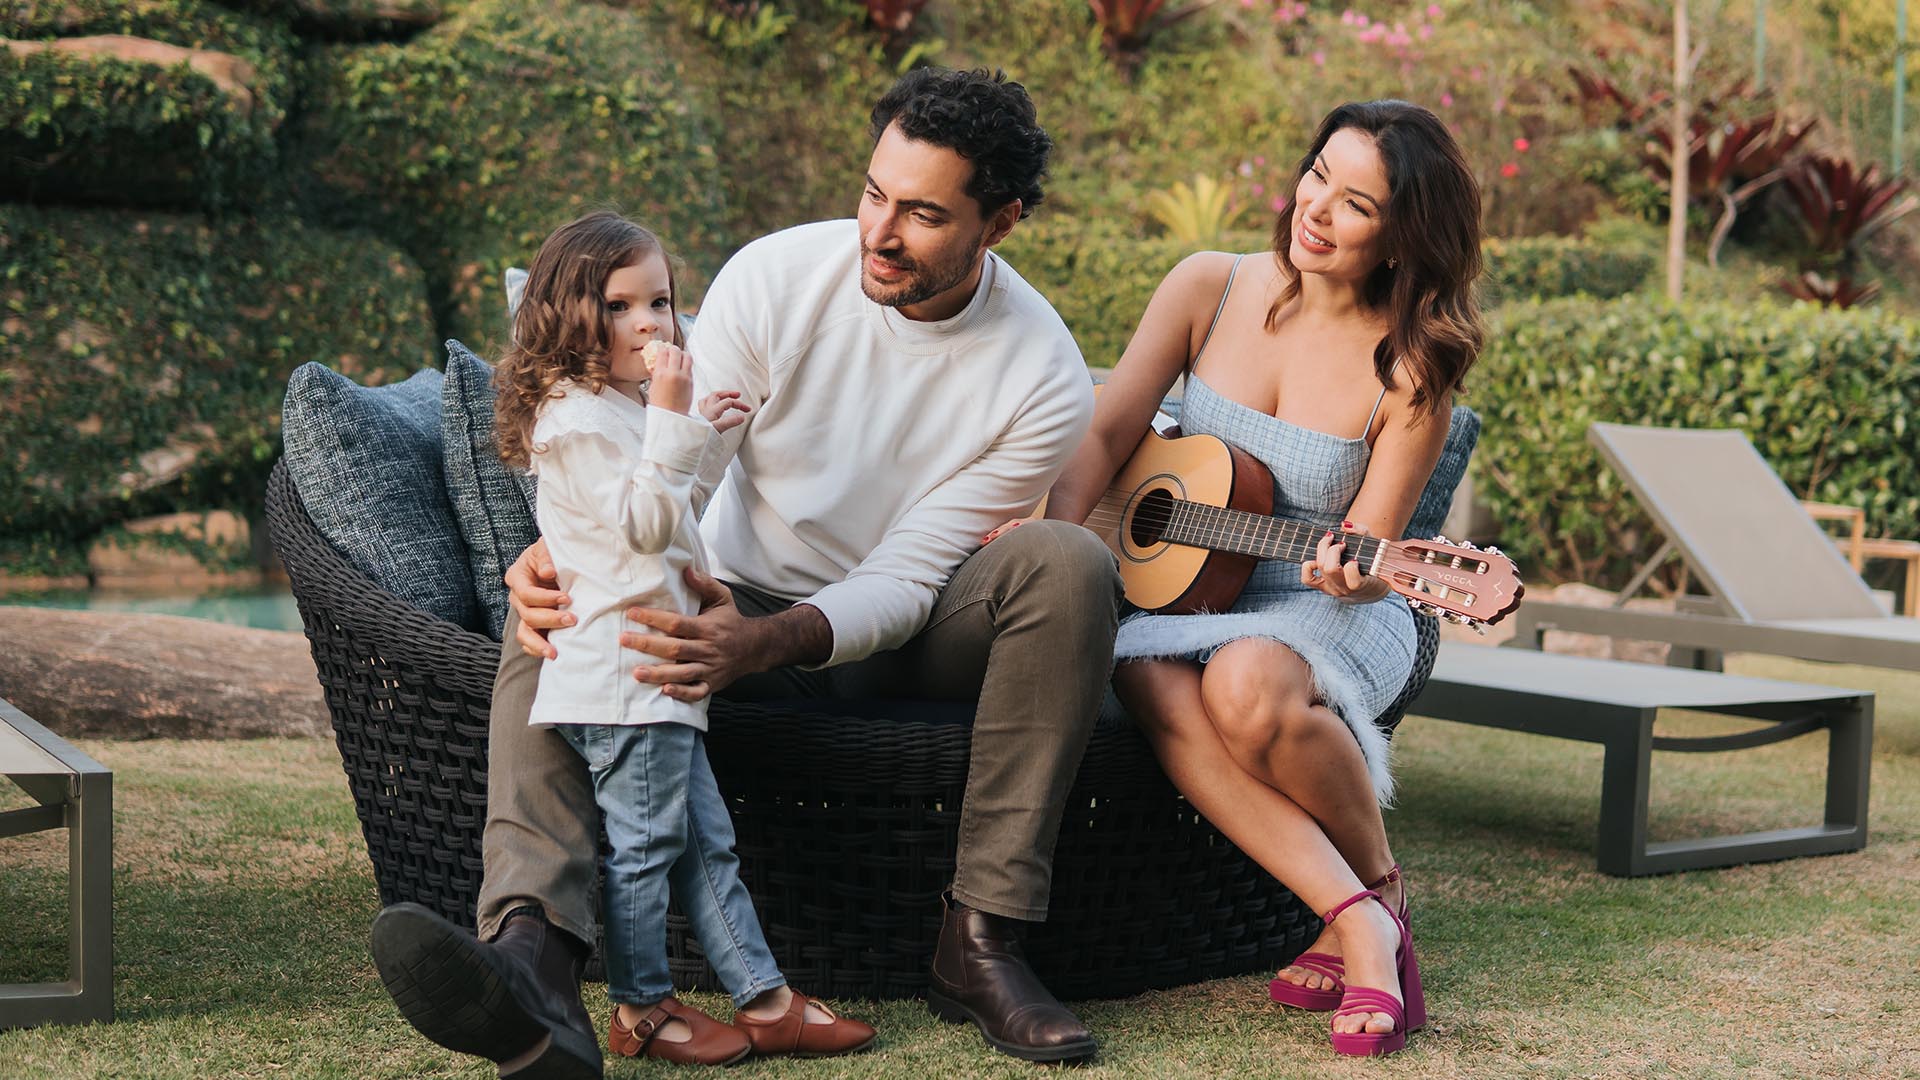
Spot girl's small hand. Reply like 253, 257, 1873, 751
1301, 521, 1390, 603
981, 517, 1032, 545
699, 390, 751, 434
644, 341, 693, 414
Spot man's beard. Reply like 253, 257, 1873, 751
859, 233, 984, 309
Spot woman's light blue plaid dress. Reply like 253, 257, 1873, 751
1112, 296, 1415, 806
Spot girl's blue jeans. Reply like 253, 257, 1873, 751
556, 722, 786, 1008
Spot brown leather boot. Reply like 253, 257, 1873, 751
925, 892, 1097, 1063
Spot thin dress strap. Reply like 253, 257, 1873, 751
1189, 254, 1246, 370
1361, 358, 1405, 443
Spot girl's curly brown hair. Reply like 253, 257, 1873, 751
495, 210, 683, 470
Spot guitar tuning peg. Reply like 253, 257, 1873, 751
1485, 545, 1503, 556
1468, 619, 1489, 636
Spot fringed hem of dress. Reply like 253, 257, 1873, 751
1113, 615, 1402, 806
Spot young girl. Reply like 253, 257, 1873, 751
494, 210, 876, 1065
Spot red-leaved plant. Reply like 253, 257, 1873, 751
1088, 0, 1213, 73
1779, 271, 1882, 309
1644, 113, 1815, 267
866, 0, 932, 38
1778, 155, 1918, 308
1783, 156, 1918, 259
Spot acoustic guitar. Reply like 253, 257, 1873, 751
1076, 416, 1524, 630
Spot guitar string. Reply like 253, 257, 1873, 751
1045, 492, 1511, 617
1075, 506, 1373, 564
1063, 492, 1389, 567
1071, 492, 1382, 558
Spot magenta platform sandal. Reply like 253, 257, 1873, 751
1267, 865, 1405, 1011
1320, 888, 1425, 1058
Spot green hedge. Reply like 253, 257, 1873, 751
1473, 297, 1920, 586
1481, 234, 1654, 304
0, 204, 436, 543
0, 0, 295, 208
291, 0, 730, 352
644, 0, 1309, 257
934, 0, 1306, 220
998, 216, 1270, 367
216, 0, 443, 35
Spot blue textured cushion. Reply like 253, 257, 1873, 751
1405, 405, 1480, 541
282, 364, 480, 629
442, 339, 539, 641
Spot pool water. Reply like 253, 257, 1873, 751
3, 585, 304, 633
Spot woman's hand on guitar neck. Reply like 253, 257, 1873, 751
1302, 520, 1392, 604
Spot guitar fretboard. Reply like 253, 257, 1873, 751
1157, 498, 1388, 570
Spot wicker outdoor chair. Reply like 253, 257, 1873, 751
266, 459, 1439, 1000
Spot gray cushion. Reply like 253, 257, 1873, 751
504, 267, 529, 324
1406, 405, 1480, 541
282, 364, 480, 630
442, 339, 539, 641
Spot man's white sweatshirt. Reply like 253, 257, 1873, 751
687, 219, 1094, 667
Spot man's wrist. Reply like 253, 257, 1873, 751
748, 603, 833, 671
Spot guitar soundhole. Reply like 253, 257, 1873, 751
1129, 488, 1175, 549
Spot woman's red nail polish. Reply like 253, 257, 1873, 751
1343, 520, 1353, 528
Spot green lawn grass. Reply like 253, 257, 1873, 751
3, 654, 1918, 1079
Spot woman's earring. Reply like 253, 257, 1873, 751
1387, 257, 1399, 269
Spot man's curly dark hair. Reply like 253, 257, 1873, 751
869, 67, 1051, 220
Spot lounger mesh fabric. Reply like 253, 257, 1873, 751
266, 459, 1439, 1000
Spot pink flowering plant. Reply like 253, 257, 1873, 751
1211, 0, 1602, 235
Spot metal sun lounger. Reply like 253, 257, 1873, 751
1507, 423, 1920, 672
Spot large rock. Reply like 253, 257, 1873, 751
290, 0, 732, 351
0, 606, 329, 739
86, 510, 265, 589
0, 0, 296, 208
0, 204, 436, 544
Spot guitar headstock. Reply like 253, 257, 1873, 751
1374, 535, 1525, 632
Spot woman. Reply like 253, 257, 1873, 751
1033, 100, 1483, 1056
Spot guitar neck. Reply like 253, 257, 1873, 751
1161, 499, 1387, 571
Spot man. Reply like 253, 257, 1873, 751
369, 67, 1124, 1078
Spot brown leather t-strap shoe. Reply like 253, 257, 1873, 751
608, 997, 752, 1066
732, 990, 877, 1058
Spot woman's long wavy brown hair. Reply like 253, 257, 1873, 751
495, 210, 683, 470
1267, 100, 1484, 419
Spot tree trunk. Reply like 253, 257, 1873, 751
1666, 0, 1691, 303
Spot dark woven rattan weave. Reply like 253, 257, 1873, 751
266, 460, 1438, 1000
